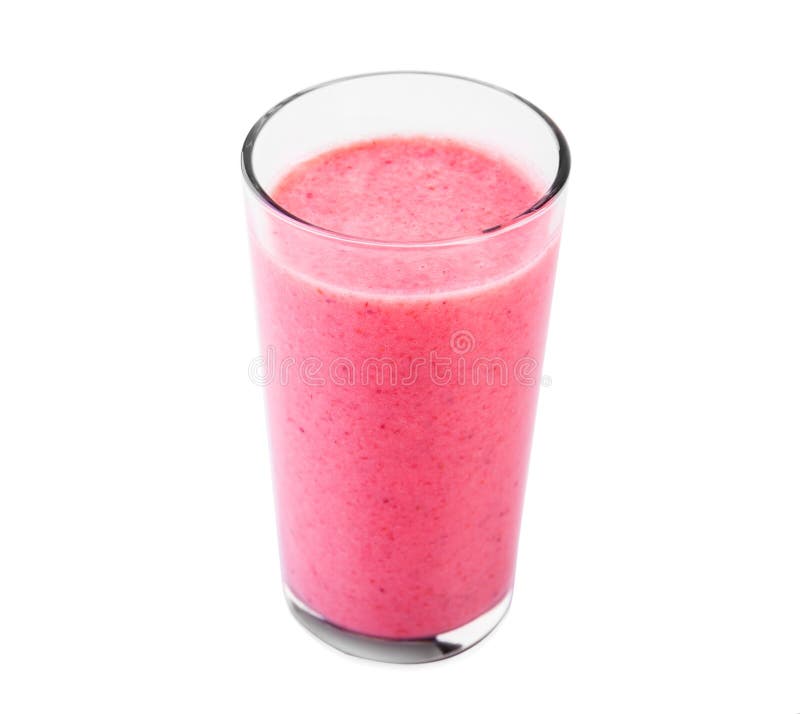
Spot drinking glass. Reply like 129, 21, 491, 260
242, 71, 569, 663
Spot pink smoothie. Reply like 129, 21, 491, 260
250, 137, 560, 638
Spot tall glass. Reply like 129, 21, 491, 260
242, 72, 569, 663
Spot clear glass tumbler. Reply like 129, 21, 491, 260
242, 72, 569, 663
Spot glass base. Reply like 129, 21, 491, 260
284, 585, 513, 664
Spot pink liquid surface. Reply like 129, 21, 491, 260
251, 137, 560, 638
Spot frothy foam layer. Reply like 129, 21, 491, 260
272, 136, 542, 242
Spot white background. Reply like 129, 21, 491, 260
1, 1, 798, 712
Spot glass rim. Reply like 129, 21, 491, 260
241, 70, 571, 249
